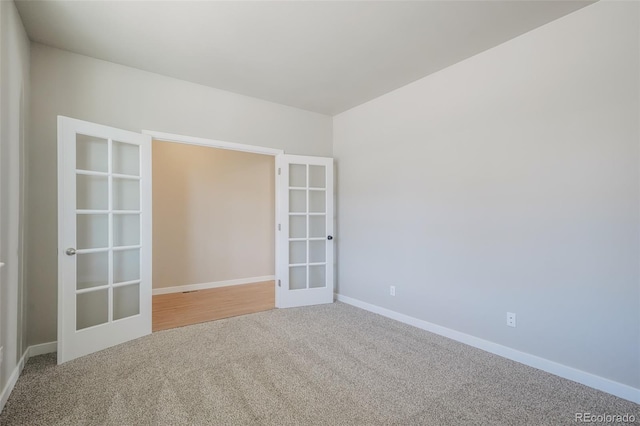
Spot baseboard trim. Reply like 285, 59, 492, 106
0, 341, 57, 413
27, 342, 58, 358
152, 276, 276, 296
335, 293, 640, 404
0, 352, 26, 414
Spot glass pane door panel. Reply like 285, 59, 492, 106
113, 283, 140, 320
309, 216, 326, 238
289, 266, 307, 290
289, 164, 306, 187
77, 289, 109, 330
76, 134, 108, 172
77, 214, 108, 249
113, 214, 140, 247
289, 190, 306, 213
77, 252, 108, 290
113, 249, 140, 283
289, 216, 306, 238
113, 178, 140, 210
77, 175, 108, 210
309, 165, 325, 189
309, 265, 326, 288
113, 141, 140, 176
289, 241, 306, 264
309, 240, 326, 263
309, 191, 326, 213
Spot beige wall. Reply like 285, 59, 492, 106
152, 141, 274, 288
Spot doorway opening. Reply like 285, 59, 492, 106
144, 131, 283, 331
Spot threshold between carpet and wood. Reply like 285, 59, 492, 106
152, 280, 275, 332
2, 302, 638, 425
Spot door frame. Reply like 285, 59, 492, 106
141, 130, 286, 306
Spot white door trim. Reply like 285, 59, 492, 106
142, 130, 284, 156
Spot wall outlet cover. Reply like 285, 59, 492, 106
507, 312, 516, 328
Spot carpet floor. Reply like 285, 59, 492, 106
1, 302, 638, 425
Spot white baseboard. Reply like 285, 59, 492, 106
0, 341, 57, 413
0, 351, 26, 414
152, 275, 275, 295
335, 293, 640, 404
27, 342, 58, 358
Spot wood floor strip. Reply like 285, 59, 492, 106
152, 280, 275, 332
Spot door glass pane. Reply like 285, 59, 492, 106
289, 241, 306, 264
77, 175, 108, 210
77, 289, 108, 330
77, 214, 108, 249
113, 283, 140, 320
309, 265, 326, 288
76, 134, 107, 172
289, 266, 306, 290
77, 251, 108, 290
309, 215, 326, 238
289, 216, 306, 238
113, 141, 140, 176
289, 164, 306, 187
113, 249, 140, 283
309, 240, 326, 263
113, 214, 140, 247
309, 165, 325, 189
290, 190, 306, 213
113, 178, 140, 210
309, 265, 327, 288
309, 190, 325, 213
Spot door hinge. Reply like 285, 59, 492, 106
278, 279, 281, 287
278, 223, 281, 231
278, 167, 281, 175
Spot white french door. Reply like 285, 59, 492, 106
276, 155, 334, 308
57, 116, 151, 364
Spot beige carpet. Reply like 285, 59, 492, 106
1, 302, 638, 425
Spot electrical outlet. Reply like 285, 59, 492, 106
390, 286, 396, 296
507, 312, 516, 328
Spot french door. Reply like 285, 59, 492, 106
57, 116, 151, 364
276, 155, 334, 308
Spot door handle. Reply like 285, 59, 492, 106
65, 248, 77, 256
327, 235, 333, 240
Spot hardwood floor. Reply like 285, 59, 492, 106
152, 281, 275, 332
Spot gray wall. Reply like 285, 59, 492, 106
333, 1, 639, 389
27, 44, 333, 345
0, 0, 29, 393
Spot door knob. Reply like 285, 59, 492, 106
65, 248, 77, 256
327, 235, 333, 240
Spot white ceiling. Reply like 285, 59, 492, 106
15, 1, 593, 115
